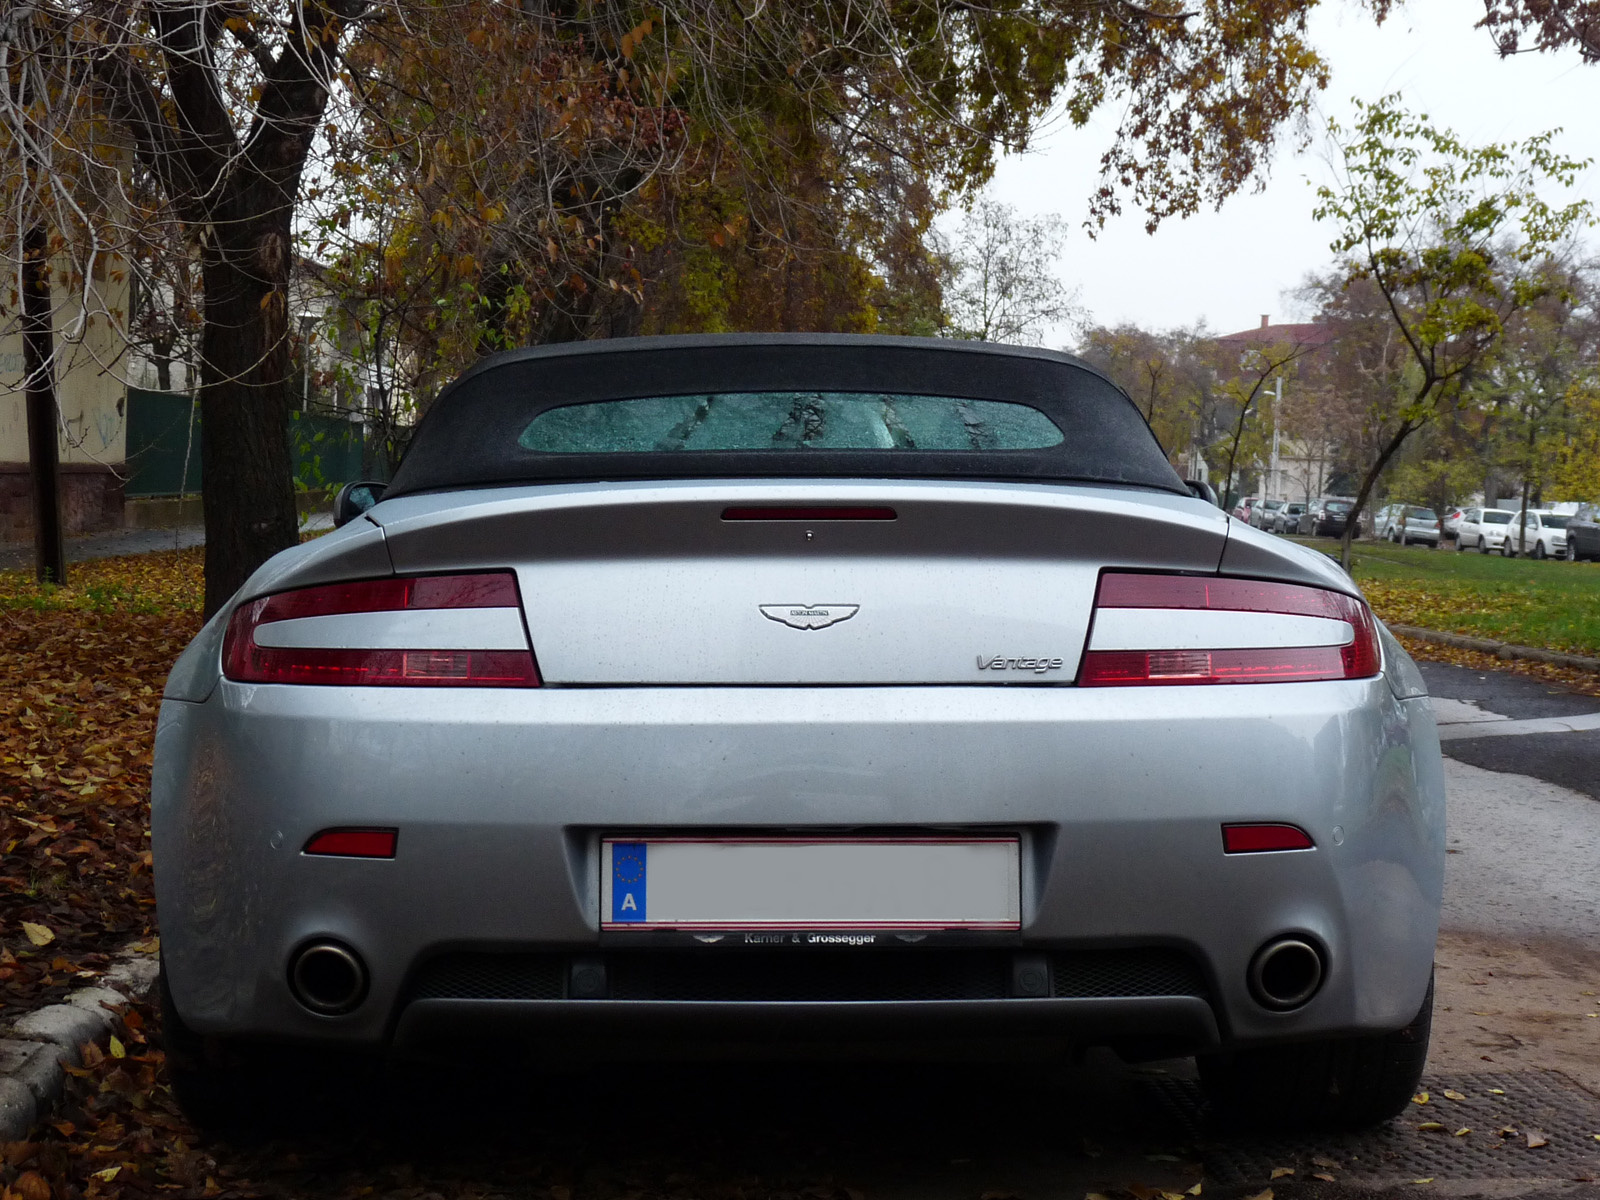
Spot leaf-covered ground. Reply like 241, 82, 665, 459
1303, 539, 1600, 659
0, 550, 201, 1021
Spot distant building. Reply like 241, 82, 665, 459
1215, 315, 1338, 503
0, 262, 129, 540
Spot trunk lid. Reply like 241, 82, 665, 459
374, 481, 1229, 685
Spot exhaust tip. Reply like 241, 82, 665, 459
1248, 937, 1325, 1010
290, 941, 369, 1015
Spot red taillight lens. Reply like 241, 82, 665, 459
304, 828, 398, 858
1080, 572, 1380, 686
222, 571, 540, 687
1223, 823, 1315, 853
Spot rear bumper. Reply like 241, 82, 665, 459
152, 678, 1444, 1053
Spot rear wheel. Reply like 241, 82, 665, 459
160, 962, 370, 1132
160, 961, 259, 1130
1199, 975, 1433, 1131
1534, 542, 1547, 560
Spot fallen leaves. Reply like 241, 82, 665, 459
1526, 1129, 1549, 1149
1, 548, 199, 1018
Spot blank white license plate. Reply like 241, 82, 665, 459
600, 837, 1021, 931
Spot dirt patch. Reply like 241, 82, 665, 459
1432, 929, 1600, 1094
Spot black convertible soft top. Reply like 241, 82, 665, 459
385, 334, 1185, 497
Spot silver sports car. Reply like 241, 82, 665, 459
153, 334, 1444, 1129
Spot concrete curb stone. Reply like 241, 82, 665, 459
1388, 623, 1600, 675
0, 944, 160, 1140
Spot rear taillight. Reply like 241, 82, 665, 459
222, 572, 540, 686
1079, 572, 1379, 686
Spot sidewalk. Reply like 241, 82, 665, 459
0, 515, 332, 572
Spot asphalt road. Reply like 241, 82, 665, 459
1420, 659, 1600, 802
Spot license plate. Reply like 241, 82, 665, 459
600, 837, 1021, 931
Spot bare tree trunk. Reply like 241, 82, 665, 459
22, 224, 66, 585
199, 215, 299, 617
1339, 418, 1419, 570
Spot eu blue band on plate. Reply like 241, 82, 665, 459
611, 842, 647, 923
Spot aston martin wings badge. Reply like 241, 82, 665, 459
760, 604, 860, 630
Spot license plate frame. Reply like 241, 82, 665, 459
599, 835, 1022, 932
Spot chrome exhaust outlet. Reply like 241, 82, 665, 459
289, 941, 369, 1015
1248, 937, 1324, 1010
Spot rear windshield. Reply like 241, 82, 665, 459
386, 339, 1186, 496
519, 393, 1065, 454
1540, 514, 1570, 528
1323, 501, 1351, 512
1482, 512, 1512, 524
1407, 508, 1437, 520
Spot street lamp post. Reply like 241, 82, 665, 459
297, 311, 317, 412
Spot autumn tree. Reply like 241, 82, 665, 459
9, 0, 1388, 608
941, 201, 1082, 344
1311, 94, 1592, 566
1481, 1, 1600, 61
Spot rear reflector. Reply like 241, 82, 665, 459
223, 571, 540, 687
1222, 824, 1315, 853
721, 506, 897, 521
304, 828, 398, 858
1081, 572, 1380, 686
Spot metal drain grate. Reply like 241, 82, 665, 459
1143, 1071, 1600, 1183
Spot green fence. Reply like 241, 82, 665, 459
125, 389, 367, 498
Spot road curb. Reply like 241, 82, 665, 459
0, 944, 159, 1140
1389, 623, 1600, 674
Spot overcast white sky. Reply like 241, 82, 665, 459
980, 0, 1600, 344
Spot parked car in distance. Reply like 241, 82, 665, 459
1455, 508, 1514, 553
1502, 510, 1570, 559
1440, 508, 1466, 542
1566, 503, 1600, 561
1297, 498, 1357, 538
1231, 495, 1258, 523
1379, 505, 1440, 548
1251, 499, 1285, 530
1271, 502, 1307, 534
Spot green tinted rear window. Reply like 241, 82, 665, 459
518, 392, 1065, 454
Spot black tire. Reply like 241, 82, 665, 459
1199, 974, 1434, 1131
1455, 537, 1464, 552
160, 962, 376, 1134
160, 960, 259, 1130
1478, 538, 1488, 554
1502, 540, 1513, 557
1534, 542, 1547, 560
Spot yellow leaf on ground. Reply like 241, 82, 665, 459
1442, 1089, 1467, 1101
1271, 1168, 1295, 1179
108, 1035, 125, 1058
1186, 1186, 1202, 1197
1412, 1092, 1430, 1105
1312, 1174, 1336, 1183
21, 921, 54, 946
1418, 1122, 1445, 1132
90, 1167, 121, 1182
1412, 1179, 1434, 1186
1527, 1130, 1549, 1148
1454, 1128, 1471, 1137
1243, 1190, 1273, 1200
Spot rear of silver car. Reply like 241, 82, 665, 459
152, 337, 1444, 1129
